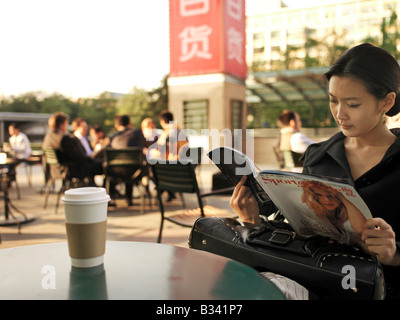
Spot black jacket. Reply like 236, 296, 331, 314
110, 128, 144, 149
302, 130, 400, 297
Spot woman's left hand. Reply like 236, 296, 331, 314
230, 175, 261, 226
362, 218, 400, 266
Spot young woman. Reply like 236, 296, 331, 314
231, 43, 400, 299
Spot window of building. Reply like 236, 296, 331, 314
183, 100, 208, 133
324, 7, 336, 20
306, 10, 319, 23
253, 47, 265, 54
253, 32, 264, 40
271, 30, 280, 41
342, 4, 356, 16
231, 100, 243, 130
359, 18, 381, 29
360, 3, 378, 14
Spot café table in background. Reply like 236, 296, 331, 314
0, 241, 286, 300
0, 157, 34, 232
0, 158, 34, 232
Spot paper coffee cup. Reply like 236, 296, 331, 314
62, 187, 110, 268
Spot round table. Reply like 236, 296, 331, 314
0, 241, 285, 300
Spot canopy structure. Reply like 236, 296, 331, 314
246, 66, 330, 107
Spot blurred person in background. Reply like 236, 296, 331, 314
6, 123, 32, 159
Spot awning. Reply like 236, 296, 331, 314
246, 66, 330, 106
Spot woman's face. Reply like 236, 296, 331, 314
328, 76, 388, 138
313, 188, 340, 212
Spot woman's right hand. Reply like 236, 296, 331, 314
230, 175, 261, 226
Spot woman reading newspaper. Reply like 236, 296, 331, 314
231, 43, 400, 300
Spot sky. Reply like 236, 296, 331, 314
0, 0, 170, 99
0, 0, 346, 100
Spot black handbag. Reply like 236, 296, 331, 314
188, 216, 386, 300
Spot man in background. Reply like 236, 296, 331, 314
278, 110, 315, 154
71, 118, 93, 157
108, 115, 144, 206
6, 123, 32, 159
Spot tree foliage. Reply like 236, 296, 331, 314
0, 75, 169, 135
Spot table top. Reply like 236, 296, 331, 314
0, 241, 285, 300
0, 158, 21, 167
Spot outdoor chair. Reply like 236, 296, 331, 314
24, 142, 44, 187
282, 150, 303, 170
103, 147, 150, 213
43, 148, 90, 214
150, 161, 236, 243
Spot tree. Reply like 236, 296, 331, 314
147, 75, 169, 124
78, 92, 118, 133
1, 92, 42, 113
362, 10, 400, 59
116, 86, 152, 128
41, 93, 79, 115
116, 75, 169, 128
380, 10, 400, 59
304, 29, 321, 68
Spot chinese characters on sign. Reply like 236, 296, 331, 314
170, 0, 246, 79
179, 25, 213, 62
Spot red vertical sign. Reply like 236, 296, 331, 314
223, 0, 246, 79
170, 0, 246, 80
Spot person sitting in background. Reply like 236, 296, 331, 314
278, 110, 315, 154
71, 118, 93, 157
6, 123, 32, 159
42, 112, 69, 187
110, 115, 142, 148
154, 110, 187, 161
108, 115, 144, 206
89, 125, 110, 153
150, 110, 188, 202
42, 112, 69, 150
386, 112, 400, 129
141, 117, 159, 151
42, 112, 101, 185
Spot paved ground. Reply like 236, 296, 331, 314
0, 163, 240, 249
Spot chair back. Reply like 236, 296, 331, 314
282, 150, 303, 169
103, 147, 144, 182
43, 147, 60, 166
151, 162, 199, 194
103, 147, 142, 167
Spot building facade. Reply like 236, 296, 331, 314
246, 0, 400, 71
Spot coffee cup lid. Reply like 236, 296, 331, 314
62, 187, 110, 204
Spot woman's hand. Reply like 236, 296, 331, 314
230, 175, 261, 226
362, 218, 400, 266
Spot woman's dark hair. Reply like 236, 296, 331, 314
325, 43, 400, 116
